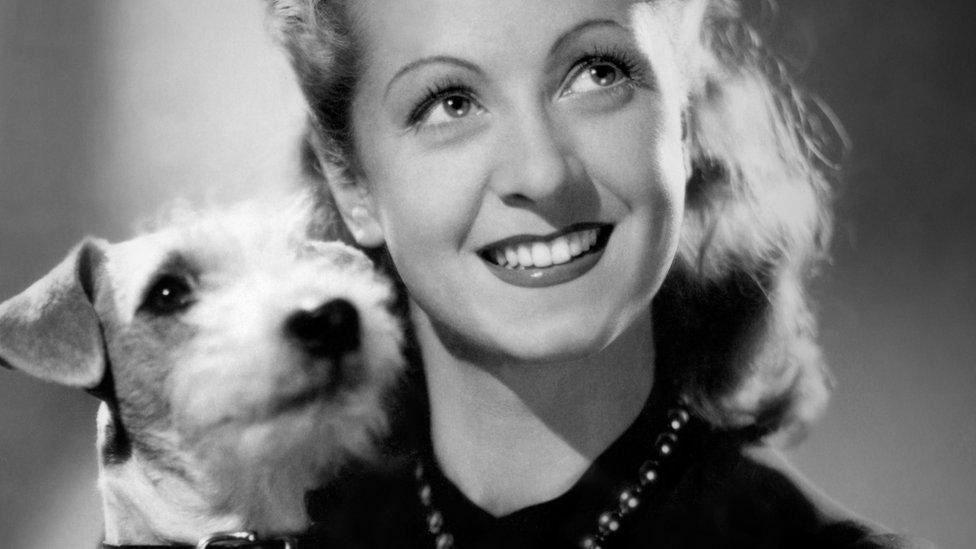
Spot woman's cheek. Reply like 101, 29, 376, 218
380, 141, 491, 248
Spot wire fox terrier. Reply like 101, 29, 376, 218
0, 197, 404, 547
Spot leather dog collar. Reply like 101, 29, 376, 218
101, 530, 326, 549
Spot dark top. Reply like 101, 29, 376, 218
305, 377, 934, 549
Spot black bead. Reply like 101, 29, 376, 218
618, 488, 641, 514
580, 536, 599, 549
427, 511, 444, 533
597, 511, 621, 535
639, 460, 659, 486
435, 533, 454, 549
419, 484, 432, 506
667, 408, 691, 431
655, 432, 678, 457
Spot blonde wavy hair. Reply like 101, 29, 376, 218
266, 0, 840, 442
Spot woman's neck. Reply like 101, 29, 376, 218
413, 306, 654, 517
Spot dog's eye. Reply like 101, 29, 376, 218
140, 275, 194, 316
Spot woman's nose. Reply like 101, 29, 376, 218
490, 109, 582, 206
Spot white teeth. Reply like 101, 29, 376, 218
550, 236, 571, 264
489, 227, 605, 269
568, 234, 582, 256
504, 247, 519, 267
494, 249, 507, 267
531, 242, 552, 267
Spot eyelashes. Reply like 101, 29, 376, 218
573, 45, 647, 89
406, 77, 475, 127
404, 44, 650, 131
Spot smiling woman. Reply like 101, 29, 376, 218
262, 0, 935, 547
348, 6, 684, 368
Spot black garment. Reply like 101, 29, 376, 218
306, 384, 933, 549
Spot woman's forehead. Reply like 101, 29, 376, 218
352, 0, 656, 69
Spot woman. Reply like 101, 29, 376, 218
267, 0, 933, 547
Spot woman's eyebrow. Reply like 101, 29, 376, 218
548, 19, 625, 56
383, 19, 625, 99
384, 56, 483, 99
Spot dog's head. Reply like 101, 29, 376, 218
0, 198, 403, 482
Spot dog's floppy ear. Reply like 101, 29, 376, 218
0, 238, 109, 388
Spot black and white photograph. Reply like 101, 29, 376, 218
0, 1, 971, 548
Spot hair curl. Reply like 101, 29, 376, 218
266, 0, 840, 442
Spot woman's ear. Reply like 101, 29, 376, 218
323, 162, 385, 248
305, 125, 386, 248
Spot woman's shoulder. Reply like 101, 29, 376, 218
667, 436, 936, 549
304, 432, 936, 549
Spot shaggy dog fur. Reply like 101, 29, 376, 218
0, 196, 403, 545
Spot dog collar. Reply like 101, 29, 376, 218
101, 530, 326, 549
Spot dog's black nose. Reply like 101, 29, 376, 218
285, 298, 361, 358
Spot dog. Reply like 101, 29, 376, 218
0, 196, 403, 547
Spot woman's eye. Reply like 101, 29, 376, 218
563, 62, 628, 96
443, 96, 472, 118
420, 94, 484, 128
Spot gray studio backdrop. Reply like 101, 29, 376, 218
1, 2, 972, 548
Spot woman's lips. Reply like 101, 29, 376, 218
478, 223, 613, 288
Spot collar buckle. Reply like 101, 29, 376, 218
195, 531, 298, 549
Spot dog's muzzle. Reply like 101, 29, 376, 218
285, 298, 361, 360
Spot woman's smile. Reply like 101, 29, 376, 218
477, 223, 613, 288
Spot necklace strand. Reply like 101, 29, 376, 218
414, 403, 692, 549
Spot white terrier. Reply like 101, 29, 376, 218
0, 197, 403, 548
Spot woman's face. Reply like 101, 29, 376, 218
346, 0, 687, 363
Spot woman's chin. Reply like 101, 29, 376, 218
475, 316, 622, 366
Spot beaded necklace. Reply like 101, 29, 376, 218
414, 403, 693, 549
